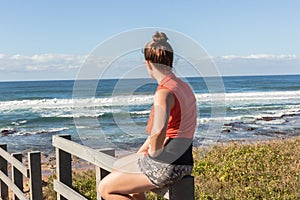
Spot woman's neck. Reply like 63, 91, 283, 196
154, 71, 173, 84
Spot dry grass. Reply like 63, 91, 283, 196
193, 136, 300, 199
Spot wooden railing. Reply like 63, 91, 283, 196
0, 134, 194, 199
52, 134, 194, 200
52, 134, 115, 200
0, 144, 42, 200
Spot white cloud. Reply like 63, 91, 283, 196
0, 53, 86, 72
0, 53, 89, 81
9, 54, 30, 60
0, 53, 145, 80
0, 54, 5, 59
218, 54, 299, 60
214, 54, 300, 76
0, 53, 299, 81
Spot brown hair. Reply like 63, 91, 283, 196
144, 31, 174, 68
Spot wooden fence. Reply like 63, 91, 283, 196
52, 134, 194, 200
52, 134, 115, 200
0, 134, 194, 200
0, 144, 42, 200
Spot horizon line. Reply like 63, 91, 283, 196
1, 73, 300, 83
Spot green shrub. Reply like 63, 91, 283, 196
72, 170, 97, 199
193, 137, 300, 199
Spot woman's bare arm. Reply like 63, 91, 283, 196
148, 89, 174, 157
137, 136, 150, 154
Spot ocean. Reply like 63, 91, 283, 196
0, 75, 300, 154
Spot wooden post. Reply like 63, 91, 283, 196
56, 135, 72, 200
168, 175, 194, 200
12, 153, 23, 200
96, 148, 115, 200
28, 151, 42, 200
0, 144, 8, 199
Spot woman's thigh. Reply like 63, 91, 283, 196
99, 153, 156, 195
99, 170, 155, 195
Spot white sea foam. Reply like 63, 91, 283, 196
130, 110, 151, 115
230, 105, 283, 111
0, 90, 299, 112
0, 95, 154, 112
40, 110, 105, 118
197, 116, 244, 124
15, 127, 69, 136
197, 108, 300, 125
195, 90, 300, 103
256, 119, 286, 125
1, 91, 299, 126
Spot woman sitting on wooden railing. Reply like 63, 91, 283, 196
98, 31, 197, 200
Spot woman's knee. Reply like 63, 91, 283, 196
98, 179, 110, 199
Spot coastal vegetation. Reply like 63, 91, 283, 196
43, 136, 300, 199
192, 136, 300, 199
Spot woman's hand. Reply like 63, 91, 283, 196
137, 136, 169, 155
137, 136, 150, 154
148, 136, 170, 157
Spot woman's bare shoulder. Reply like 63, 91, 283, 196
154, 89, 175, 107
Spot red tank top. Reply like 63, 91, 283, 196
146, 73, 197, 139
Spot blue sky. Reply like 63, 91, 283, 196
0, 0, 300, 81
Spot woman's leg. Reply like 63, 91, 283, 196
98, 170, 155, 200
98, 153, 156, 200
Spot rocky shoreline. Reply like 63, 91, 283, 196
221, 112, 300, 137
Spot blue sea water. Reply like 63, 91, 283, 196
0, 75, 300, 154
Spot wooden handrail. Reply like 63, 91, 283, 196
52, 135, 116, 172
54, 180, 88, 200
0, 147, 28, 177
0, 171, 27, 200
53, 134, 194, 200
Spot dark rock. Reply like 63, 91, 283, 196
49, 156, 56, 161
1, 129, 16, 136
273, 131, 285, 135
1, 130, 9, 136
223, 123, 234, 127
281, 113, 296, 118
222, 129, 231, 133
261, 117, 277, 121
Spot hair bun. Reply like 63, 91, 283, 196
152, 31, 168, 43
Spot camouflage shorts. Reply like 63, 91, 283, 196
138, 155, 193, 188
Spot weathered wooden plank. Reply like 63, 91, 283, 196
95, 148, 115, 200
54, 180, 88, 200
0, 148, 28, 177
151, 176, 195, 200
168, 175, 194, 200
52, 135, 116, 171
0, 144, 8, 199
0, 171, 27, 200
97, 148, 115, 180
56, 135, 72, 200
12, 153, 23, 200
28, 151, 42, 200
